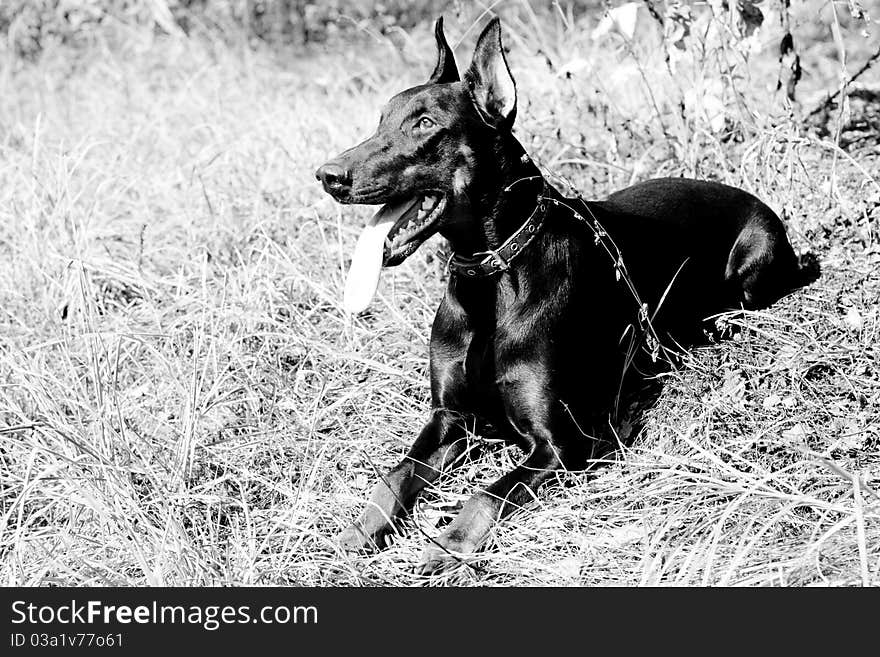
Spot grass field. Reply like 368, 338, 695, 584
1, 3, 879, 586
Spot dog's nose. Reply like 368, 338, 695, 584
315, 162, 351, 192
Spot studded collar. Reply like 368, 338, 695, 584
448, 182, 552, 278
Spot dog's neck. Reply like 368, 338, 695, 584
441, 135, 548, 257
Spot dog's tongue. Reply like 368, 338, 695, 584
343, 197, 419, 313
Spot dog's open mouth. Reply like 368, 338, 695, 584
383, 193, 446, 266
342, 193, 446, 313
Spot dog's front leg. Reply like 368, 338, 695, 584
417, 442, 565, 573
418, 361, 578, 573
338, 408, 473, 552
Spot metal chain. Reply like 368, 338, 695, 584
504, 174, 666, 362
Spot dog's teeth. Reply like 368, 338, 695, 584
417, 209, 426, 220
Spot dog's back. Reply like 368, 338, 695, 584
594, 177, 818, 315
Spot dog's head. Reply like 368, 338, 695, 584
315, 17, 518, 268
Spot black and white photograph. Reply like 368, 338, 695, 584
1, 0, 879, 599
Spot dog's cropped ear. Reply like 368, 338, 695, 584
427, 17, 459, 84
464, 17, 516, 129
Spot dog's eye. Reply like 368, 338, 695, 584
414, 116, 436, 131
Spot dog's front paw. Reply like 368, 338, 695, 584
418, 545, 461, 575
417, 535, 475, 575
337, 523, 382, 553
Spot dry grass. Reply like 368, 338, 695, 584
1, 4, 878, 586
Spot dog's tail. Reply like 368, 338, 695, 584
791, 252, 821, 290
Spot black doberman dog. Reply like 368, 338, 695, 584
316, 17, 820, 573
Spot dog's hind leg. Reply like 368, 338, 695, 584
725, 218, 819, 310
338, 409, 473, 552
